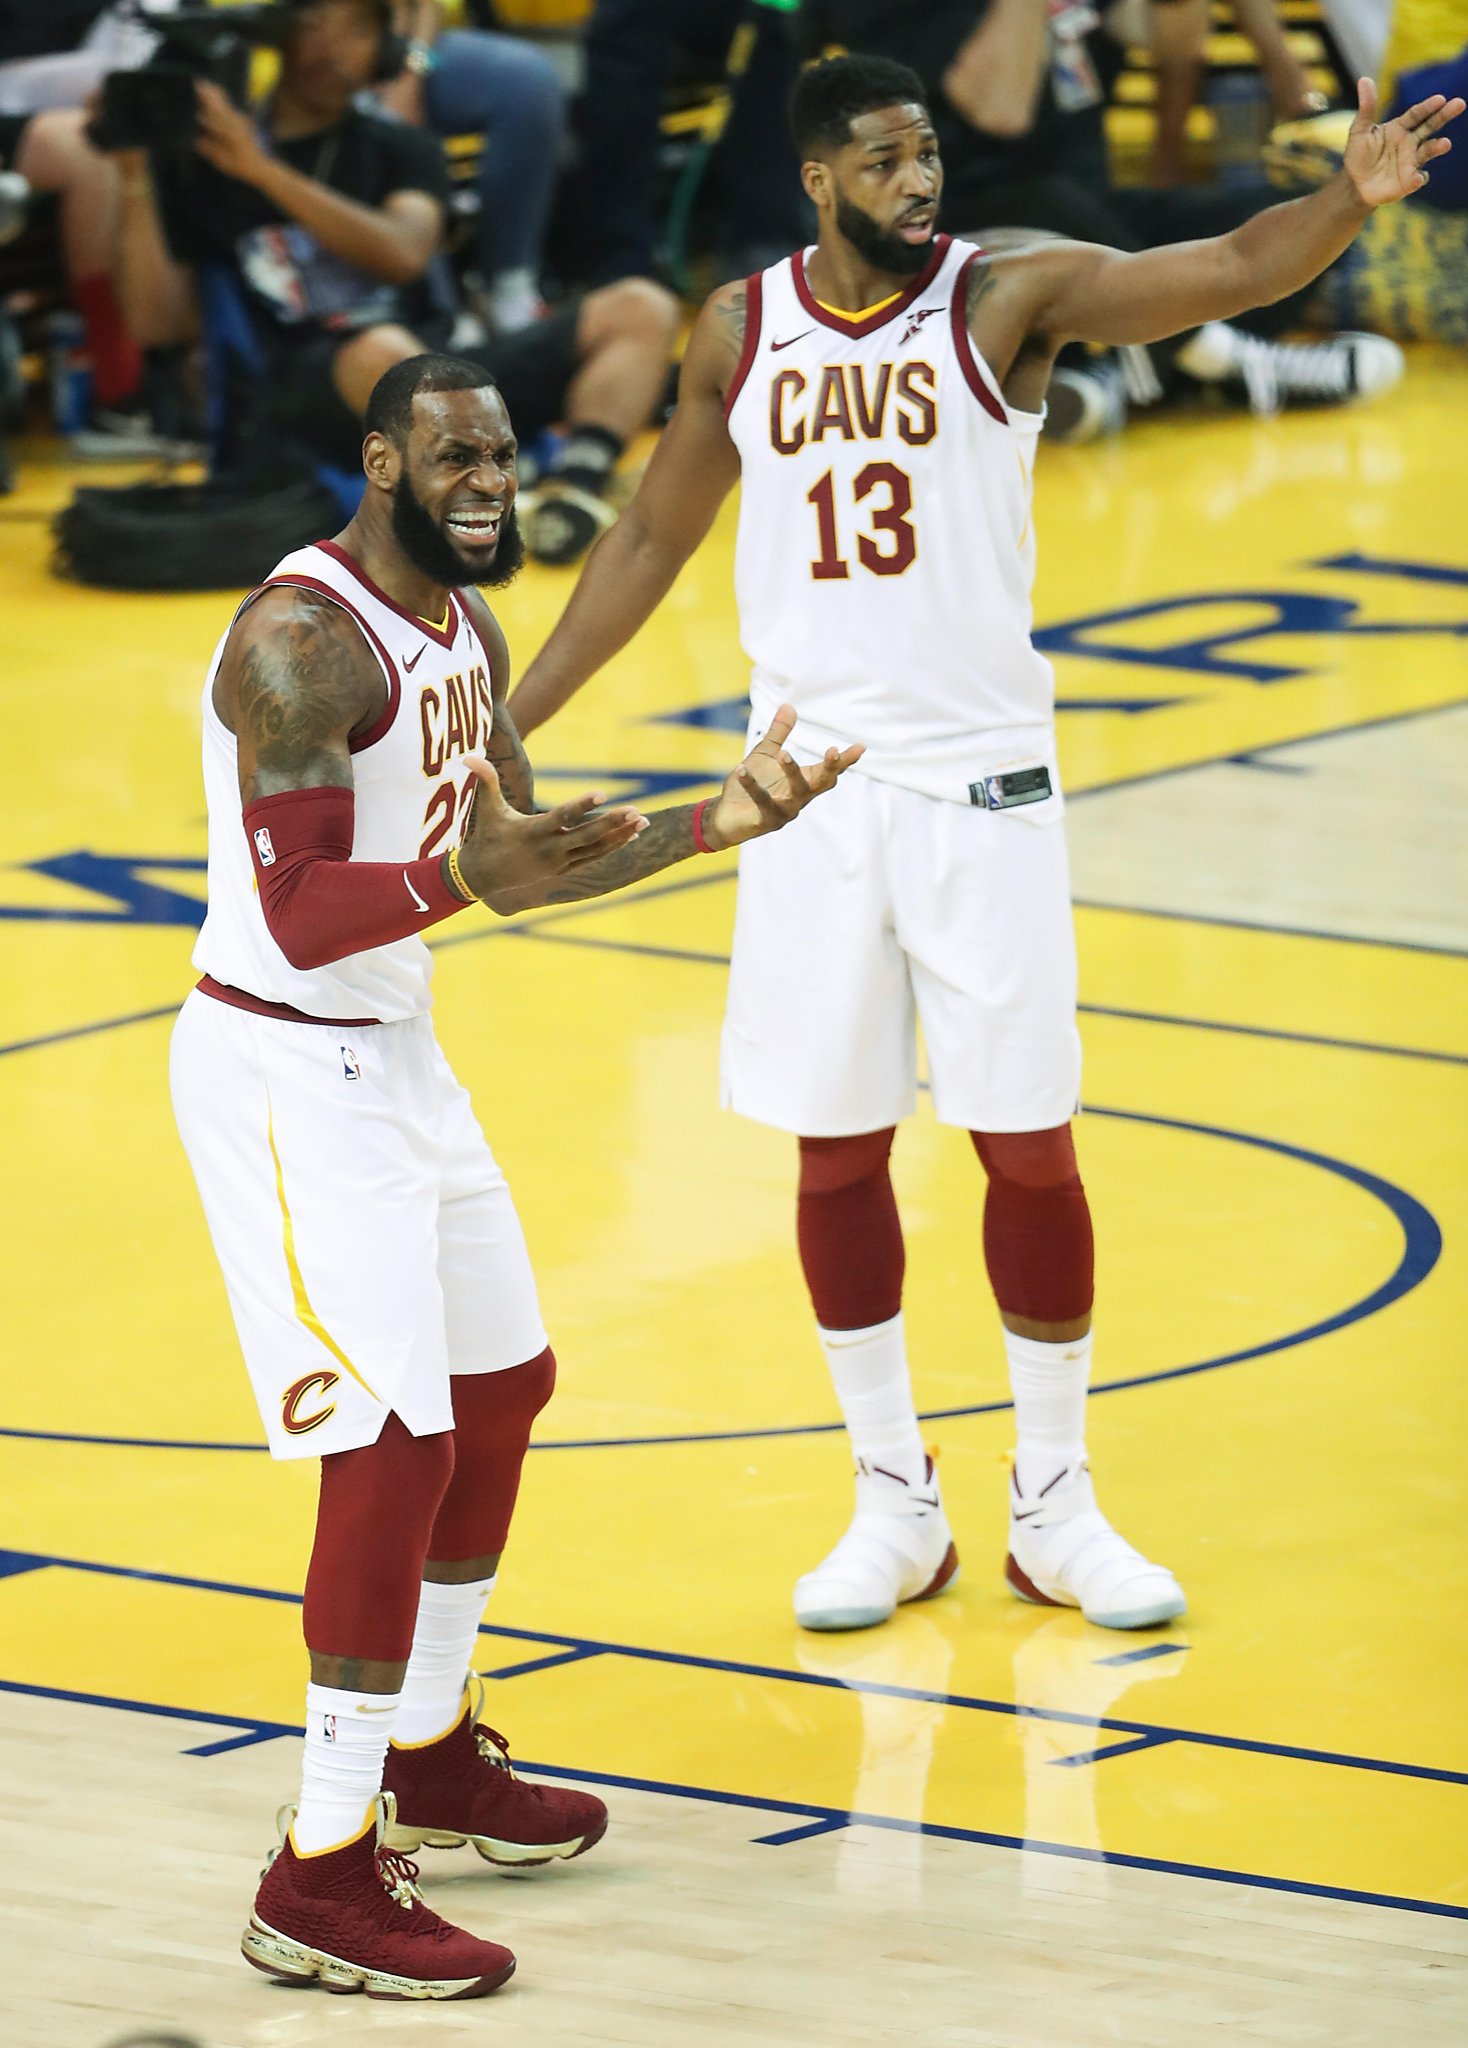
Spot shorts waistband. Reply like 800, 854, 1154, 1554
196, 975, 382, 1028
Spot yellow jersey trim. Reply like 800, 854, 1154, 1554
814, 289, 902, 319
267, 1107, 380, 1403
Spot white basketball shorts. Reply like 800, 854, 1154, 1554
170, 990, 547, 1461
721, 764, 1082, 1137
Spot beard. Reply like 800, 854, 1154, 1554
834, 191, 936, 278
390, 475, 526, 590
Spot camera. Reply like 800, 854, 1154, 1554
87, 2, 289, 154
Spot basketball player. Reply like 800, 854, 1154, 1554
509, 57, 1460, 1636
169, 351, 861, 2000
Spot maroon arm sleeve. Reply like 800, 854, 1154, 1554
243, 785, 470, 971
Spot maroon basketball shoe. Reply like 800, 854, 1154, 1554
384, 1686, 608, 1867
242, 1795, 516, 2000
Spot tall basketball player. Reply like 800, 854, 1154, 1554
509, 58, 1460, 1636
169, 352, 860, 1999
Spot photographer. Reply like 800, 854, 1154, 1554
108, 0, 676, 560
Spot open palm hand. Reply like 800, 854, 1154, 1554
1344, 75, 1463, 208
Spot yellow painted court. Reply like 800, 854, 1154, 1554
2, 353, 1466, 2044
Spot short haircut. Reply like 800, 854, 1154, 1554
363, 354, 499, 447
790, 54, 929, 159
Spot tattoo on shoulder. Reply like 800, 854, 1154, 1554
712, 284, 748, 361
232, 592, 376, 794
965, 260, 999, 325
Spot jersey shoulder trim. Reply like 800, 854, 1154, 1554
721, 271, 764, 420
314, 539, 460, 652
949, 251, 1010, 428
791, 235, 950, 339
254, 573, 403, 756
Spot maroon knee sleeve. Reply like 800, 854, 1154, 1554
971, 1126, 1095, 1324
796, 1129, 905, 1331
303, 1414, 455, 1663
428, 1347, 557, 1563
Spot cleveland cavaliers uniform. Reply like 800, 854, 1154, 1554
720, 236, 1082, 1136
170, 540, 546, 1461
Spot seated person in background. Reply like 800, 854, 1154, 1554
0, 2, 172, 435
1130, 0, 1327, 187
375, 1, 566, 333
823, 0, 1403, 442
109, 0, 675, 563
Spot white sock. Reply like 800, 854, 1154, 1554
1175, 320, 1241, 382
292, 1682, 400, 1854
818, 1313, 927, 1490
488, 267, 540, 333
1006, 1328, 1092, 1499
393, 1577, 496, 1747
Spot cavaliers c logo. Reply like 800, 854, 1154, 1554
282, 1370, 340, 1435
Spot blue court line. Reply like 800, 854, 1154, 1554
500, 923, 1467, 1067
1072, 896, 1466, 963
0, 1106, 1440, 1455
1, 1671, 1463, 1921
1094, 1642, 1191, 1668
4, 1549, 1465, 1792
1063, 695, 1468, 813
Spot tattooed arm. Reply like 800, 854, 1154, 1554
217, 586, 385, 801
475, 708, 864, 916
507, 283, 745, 738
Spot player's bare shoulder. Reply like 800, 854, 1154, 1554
219, 585, 385, 797
683, 280, 753, 406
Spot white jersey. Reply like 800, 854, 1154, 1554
193, 540, 496, 1022
725, 235, 1056, 805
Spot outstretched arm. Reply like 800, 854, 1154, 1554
507, 284, 746, 737
975, 80, 1461, 355
475, 707, 864, 914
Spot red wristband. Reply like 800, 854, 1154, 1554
691, 798, 717, 855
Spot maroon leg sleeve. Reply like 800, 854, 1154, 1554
303, 1415, 456, 1663
971, 1125, 1095, 1324
796, 1129, 905, 1331
427, 1348, 557, 1563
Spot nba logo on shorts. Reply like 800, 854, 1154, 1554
341, 1045, 361, 1082
253, 826, 276, 866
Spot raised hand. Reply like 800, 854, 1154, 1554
703, 705, 864, 851
453, 758, 648, 900
1344, 76, 1463, 208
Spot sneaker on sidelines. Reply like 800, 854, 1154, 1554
384, 1682, 608, 1867
1042, 356, 1127, 444
1006, 1460, 1185, 1630
794, 1456, 959, 1633
517, 481, 617, 566
1178, 320, 1404, 415
242, 1794, 515, 2000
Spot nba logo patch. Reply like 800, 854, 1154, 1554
253, 826, 277, 867
340, 1045, 361, 1082
323, 1713, 338, 1744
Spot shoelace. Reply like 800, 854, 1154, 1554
373, 1845, 457, 1944
1232, 332, 1353, 415
472, 1722, 518, 1777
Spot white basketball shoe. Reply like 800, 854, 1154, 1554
794, 1456, 959, 1632
1006, 1460, 1185, 1630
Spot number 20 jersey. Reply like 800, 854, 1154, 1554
724, 235, 1057, 805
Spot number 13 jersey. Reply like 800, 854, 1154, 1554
724, 235, 1056, 805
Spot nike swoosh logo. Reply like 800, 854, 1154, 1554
1012, 1507, 1045, 1522
771, 330, 814, 352
404, 872, 430, 913
404, 645, 426, 671
354, 1702, 398, 1714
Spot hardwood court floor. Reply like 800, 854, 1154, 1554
1, 352, 1465, 2047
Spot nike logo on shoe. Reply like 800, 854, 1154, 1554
404, 645, 426, 671
404, 872, 430, 913
771, 330, 814, 352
